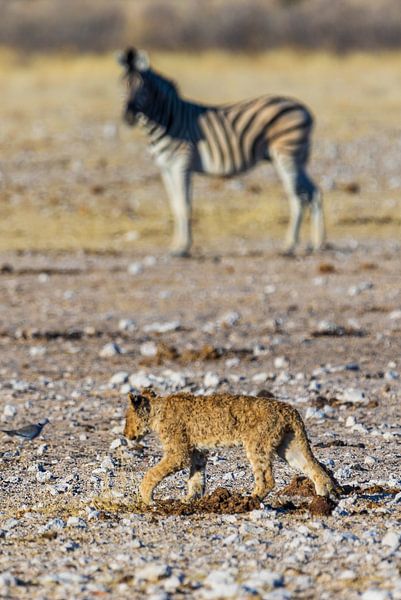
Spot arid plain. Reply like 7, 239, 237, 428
0, 50, 400, 599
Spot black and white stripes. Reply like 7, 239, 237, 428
119, 48, 325, 255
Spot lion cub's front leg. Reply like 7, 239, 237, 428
139, 446, 190, 505
185, 449, 208, 502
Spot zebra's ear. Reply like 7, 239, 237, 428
135, 50, 150, 72
118, 47, 136, 73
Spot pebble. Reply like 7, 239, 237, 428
0, 572, 17, 589
3, 519, 19, 531
361, 591, 392, 600
140, 341, 158, 357
66, 516, 87, 529
109, 437, 128, 451
218, 311, 240, 327
3, 404, 17, 418
136, 564, 172, 583
109, 371, 129, 386
340, 388, 367, 403
143, 320, 180, 333
274, 356, 289, 369
36, 470, 53, 483
204, 372, 220, 388
118, 318, 137, 332
99, 342, 123, 358
364, 456, 377, 467
381, 531, 400, 550
129, 372, 153, 389
128, 262, 143, 275
36, 443, 49, 456
348, 281, 374, 296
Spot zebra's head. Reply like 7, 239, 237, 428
118, 47, 151, 126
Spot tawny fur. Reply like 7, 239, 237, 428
124, 390, 339, 505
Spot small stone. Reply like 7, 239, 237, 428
274, 356, 289, 369
0, 572, 17, 589
66, 516, 87, 529
144, 320, 180, 334
36, 470, 52, 483
129, 372, 153, 388
3, 404, 17, 418
4, 519, 19, 531
340, 388, 367, 404
99, 343, 123, 358
101, 456, 116, 470
381, 530, 400, 550
361, 591, 392, 600
128, 262, 143, 275
118, 318, 137, 332
204, 372, 220, 388
346, 416, 356, 427
136, 564, 172, 583
218, 311, 240, 327
109, 371, 129, 386
63, 540, 80, 552
364, 456, 377, 467
140, 341, 158, 357
37, 443, 49, 456
109, 437, 128, 451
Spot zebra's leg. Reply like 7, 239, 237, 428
310, 187, 326, 251
272, 154, 305, 253
161, 166, 193, 257
273, 154, 325, 252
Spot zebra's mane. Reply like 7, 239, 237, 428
145, 69, 179, 99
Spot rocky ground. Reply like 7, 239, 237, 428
0, 242, 400, 599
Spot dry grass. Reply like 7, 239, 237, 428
1, 49, 400, 252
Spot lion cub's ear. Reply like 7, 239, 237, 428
128, 392, 148, 410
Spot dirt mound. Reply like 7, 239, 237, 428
309, 496, 336, 516
281, 475, 316, 498
140, 344, 252, 366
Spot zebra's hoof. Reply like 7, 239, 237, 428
170, 249, 191, 258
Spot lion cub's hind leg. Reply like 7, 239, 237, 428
244, 440, 275, 500
277, 431, 337, 497
186, 449, 208, 501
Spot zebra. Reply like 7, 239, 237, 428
118, 48, 325, 256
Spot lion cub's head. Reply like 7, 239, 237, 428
123, 390, 154, 440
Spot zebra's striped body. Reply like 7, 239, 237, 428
119, 48, 325, 256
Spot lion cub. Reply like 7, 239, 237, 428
124, 390, 339, 505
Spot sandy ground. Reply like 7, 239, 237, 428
0, 51, 400, 599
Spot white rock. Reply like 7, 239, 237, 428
37, 443, 48, 456
348, 281, 373, 296
274, 356, 289, 369
305, 407, 325, 420
218, 311, 240, 327
4, 519, 19, 531
109, 371, 129, 386
129, 372, 153, 389
340, 388, 367, 404
364, 456, 377, 467
36, 470, 52, 483
136, 564, 172, 582
264, 284, 276, 295
204, 372, 220, 388
144, 321, 180, 334
362, 590, 392, 600
382, 530, 400, 550
140, 341, 158, 357
346, 416, 356, 427
385, 370, 399, 380
66, 516, 87, 529
163, 370, 187, 389
252, 372, 268, 383
309, 380, 321, 392
225, 357, 240, 368
3, 404, 17, 418
99, 342, 123, 358
118, 318, 137, 332
0, 572, 17, 588
110, 437, 128, 451
101, 456, 116, 470
127, 262, 143, 275
244, 570, 284, 589
120, 383, 133, 394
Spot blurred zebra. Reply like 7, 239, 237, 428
119, 48, 325, 256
